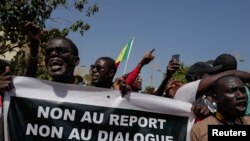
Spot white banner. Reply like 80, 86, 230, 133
4, 76, 195, 141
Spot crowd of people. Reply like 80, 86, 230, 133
0, 21, 250, 141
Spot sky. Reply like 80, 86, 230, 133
47, 0, 250, 90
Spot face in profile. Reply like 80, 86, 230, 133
216, 76, 248, 118
45, 38, 79, 79
90, 59, 112, 87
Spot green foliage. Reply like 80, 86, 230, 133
0, 0, 99, 54
9, 49, 49, 78
171, 63, 189, 84
37, 72, 52, 81
162, 63, 189, 84
143, 86, 155, 94
10, 50, 26, 75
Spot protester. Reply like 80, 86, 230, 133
24, 21, 80, 84
89, 56, 134, 97
123, 49, 155, 90
0, 60, 12, 140
212, 53, 250, 116
174, 62, 221, 121
185, 62, 222, 83
0, 22, 81, 122
192, 54, 238, 117
172, 55, 250, 123
90, 57, 117, 88
175, 68, 250, 102
174, 60, 250, 122
45, 37, 80, 84
190, 75, 250, 141
0, 60, 12, 92
112, 49, 155, 95
174, 61, 222, 102
154, 58, 181, 97
0, 60, 13, 124
200, 53, 238, 113
201, 53, 238, 115
128, 75, 143, 92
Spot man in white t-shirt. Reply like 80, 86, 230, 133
174, 62, 222, 103
174, 63, 250, 103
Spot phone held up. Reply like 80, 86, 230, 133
172, 54, 180, 63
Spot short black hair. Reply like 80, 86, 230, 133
212, 75, 236, 94
98, 57, 117, 73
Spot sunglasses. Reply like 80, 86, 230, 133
90, 64, 106, 72
45, 47, 71, 56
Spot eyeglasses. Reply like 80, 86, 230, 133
45, 47, 71, 56
90, 64, 106, 72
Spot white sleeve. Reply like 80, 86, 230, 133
174, 80, 201, 103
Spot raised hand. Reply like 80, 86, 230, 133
0, 66, 13, 92
191, 97, 212, 120
24, 21, 41, 43
113, 77, 131, 97
166, 59, 180, 77
139, 49, 155, 65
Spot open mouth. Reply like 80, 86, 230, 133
236, 101, 247, 110
49, 59, 63, 70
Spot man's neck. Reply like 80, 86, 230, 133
214, 112, 243, 125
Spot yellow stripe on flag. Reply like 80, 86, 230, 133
115, 38, 134, 69
115, 44, 128, 63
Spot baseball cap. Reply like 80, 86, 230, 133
186, 62, 222, 82
213, 53, 237, 72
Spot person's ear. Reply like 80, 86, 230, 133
74, 56, 80, 66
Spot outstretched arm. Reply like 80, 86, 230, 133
125, 49, 155, 85
24, 21, 41, 77
154, 59, 180, 96
197, 70, 250, 99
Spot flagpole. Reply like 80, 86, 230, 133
123, 37, 134, 74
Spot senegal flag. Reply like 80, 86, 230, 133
115, 37, 134, 68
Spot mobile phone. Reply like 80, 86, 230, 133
172, 54, 180, 62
